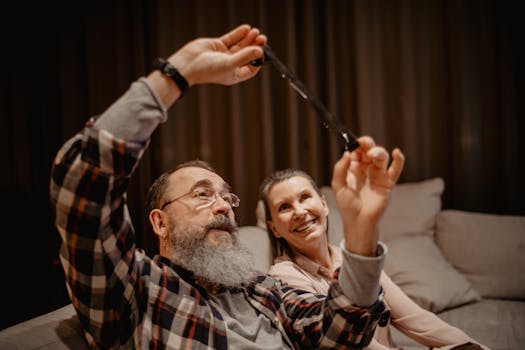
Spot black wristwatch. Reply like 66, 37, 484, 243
152, 57, 190, 97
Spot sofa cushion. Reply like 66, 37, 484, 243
390, 299, 525, 350
437, 299, 525, 350
383, 235, 481, 313
436, 210, 525, 299
378, 177, 444, 240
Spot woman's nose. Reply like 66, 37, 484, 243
292, 204, 307, 218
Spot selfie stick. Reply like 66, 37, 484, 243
252, 45, 360, 152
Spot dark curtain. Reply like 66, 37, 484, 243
1, 0, 521, 329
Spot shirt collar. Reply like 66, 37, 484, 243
277, 244, 343, 279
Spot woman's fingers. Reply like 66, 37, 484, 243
368, 147, 389, 171
332, 136, 405, 189
388, 148, 405, 183
331, 151, 352, 190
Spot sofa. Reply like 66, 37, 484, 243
1, 178, 524, 349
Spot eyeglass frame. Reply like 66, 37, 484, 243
160, 187, 240, 210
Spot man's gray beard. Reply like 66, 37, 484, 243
168, 215, 257, 289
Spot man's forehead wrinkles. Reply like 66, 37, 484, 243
170, 166, 232, 193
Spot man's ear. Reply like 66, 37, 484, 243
149, 209, 168, 239
267, 220, 282, 238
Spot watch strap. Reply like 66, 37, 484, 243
152, 57, 190, 97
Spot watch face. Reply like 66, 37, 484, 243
164, 66, 176, 77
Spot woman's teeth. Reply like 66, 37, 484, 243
295, 220, 315, 232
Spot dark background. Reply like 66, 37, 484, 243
1, 0, 522, 330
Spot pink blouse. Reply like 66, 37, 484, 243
268, 244, 482, 350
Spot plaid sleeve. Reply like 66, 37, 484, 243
278, 279, 389, 349
318, 283, 388, 349
50, 122, 148, 347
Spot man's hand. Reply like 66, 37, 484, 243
331, 136, 405, 256
147, 24, 266, 107
169, 24, 267, 86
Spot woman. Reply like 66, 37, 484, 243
259, 137, 487, 350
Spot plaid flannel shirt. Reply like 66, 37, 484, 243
50, 123, 388, 349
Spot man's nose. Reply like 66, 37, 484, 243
211, 194, 232, 214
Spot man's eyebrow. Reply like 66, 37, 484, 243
190, 179, 232, 192
191, 179, 213, 190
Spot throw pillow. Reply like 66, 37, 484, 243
384, 235, 481, 312
436, 210, 525, 299
320, 177, 444, 243
378, 177, 444, 240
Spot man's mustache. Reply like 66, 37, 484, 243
205, 215, 238, 234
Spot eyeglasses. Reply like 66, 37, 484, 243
161, 187, 240, 210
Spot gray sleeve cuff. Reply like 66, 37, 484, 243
94, 77, 168, 142
338, 241, 387, 307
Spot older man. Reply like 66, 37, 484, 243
50, 24, 388, 349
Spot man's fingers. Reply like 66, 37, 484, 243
254, 34, 267, 46
229, 46, 264, 68
230, 28, 261, 52
224, 47, 265, 83
220, 24, 251, 48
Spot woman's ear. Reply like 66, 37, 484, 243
267, 220, 282, 238
149, 209, 168, 239
321, 194, 330, 216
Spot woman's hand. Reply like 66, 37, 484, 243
331, 136, 405, 256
